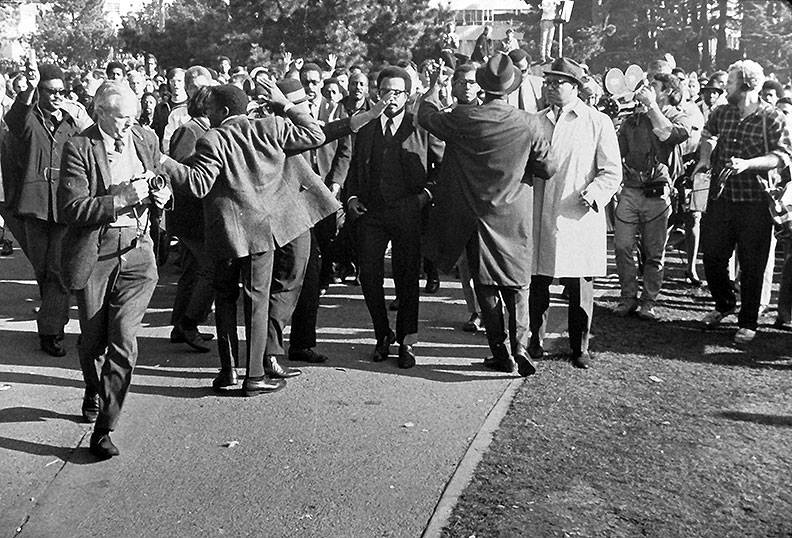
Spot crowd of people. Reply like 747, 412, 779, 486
0, 33, 790, 460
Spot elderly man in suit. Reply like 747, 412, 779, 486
159, 84, 325, 396
59, 81, 172, 459
530, 58, 622, 369
419, 53, 554, 376
345, 66, 443, 369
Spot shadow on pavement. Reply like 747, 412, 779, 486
0, 435, 96, 464
717, 410, 792, 427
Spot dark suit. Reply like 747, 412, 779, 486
4, 89, 81, 339
345, 113, 441, 344
160, 111, 325, 378
58, 124, 162, 432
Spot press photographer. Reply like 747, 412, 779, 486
613, 72, 692, 320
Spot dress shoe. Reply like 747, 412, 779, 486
462, 313, 480, 333
636, 303, 658, 321
89, 431, 119, 459
170, 328, 214, 343
288, 348, 328, 363
571, 352, 590, 369
81, 391, 100, 423
179, 326, 211, 353
423, 279, 440, 294
40, 334, 66, 357
483, 355, 516, 373
389, 298, 400, 311
397, 343, 416, 369
212, 368, 238, 391
264, 356, 302, 379
685, 271, 703, 287
527, 338, 544, 360
371, 330, 396, 362
614, 300, 638, 317
514, 352, 537, 377
242, 376, 287, 396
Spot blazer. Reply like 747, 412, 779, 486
3, 88, 82, 222
167, 117, 210, 241
160, 110, 325, 260
344, 112, 442, 209
58, 124, 162, 289
310, 97, 352, 188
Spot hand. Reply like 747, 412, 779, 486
347, 198, 367, 219
579, 190, 594, 210
150, 185, 172, 210
726, 157, 750, 174
634, 84, 657, 108
259, 77, 290, 110
371, 91, 393, 115
25, 50, 40, 87
294, 58, 304, 70
326, 53, 338, 71
428, 59, 444, 89
111, 179, 150, 211
282, 51, 293, 67
330, 182, 341, 198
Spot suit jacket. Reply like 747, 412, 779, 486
160, 111, 325, 260
167, 117, 210, 241
58, 124, 162, 290
4, 88, 82, 222
344, 112, 442, 209
309, 97, 352, 188
418, 98, 554, 286
506, 75, 546, 113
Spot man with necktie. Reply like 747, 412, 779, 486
59, 81, 173, 459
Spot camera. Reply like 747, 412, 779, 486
133, 174, 167, 192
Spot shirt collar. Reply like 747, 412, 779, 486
97, 125, 130, 151
220, 114, 247, 126
381, 110, 405, 133
544, 97, 584, 124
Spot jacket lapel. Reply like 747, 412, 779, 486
131, 127, 154, 171
89, 126, 112, 191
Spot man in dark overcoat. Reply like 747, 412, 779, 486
418, 53, 554, 376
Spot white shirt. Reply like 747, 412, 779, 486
380, 110, 405, 136
98, 125, 146, 227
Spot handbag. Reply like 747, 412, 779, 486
757, 113, 792, 238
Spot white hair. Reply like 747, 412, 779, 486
93, 81, 138, 114
728, 60, 766, 91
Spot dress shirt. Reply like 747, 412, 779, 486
98, 125, 147, 228
380, 110, 405, 136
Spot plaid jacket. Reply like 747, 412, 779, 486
704, 102, 792, 202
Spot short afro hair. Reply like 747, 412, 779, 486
209, 84, 249, 116
377, 66, 412, 94
762, 79, 784, 96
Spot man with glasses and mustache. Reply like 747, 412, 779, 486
345, 66, 443, 369
530, 58, 622, 369
3, 56, 82, 357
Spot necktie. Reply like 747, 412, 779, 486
384, 118, 394, 142
114, 137, 125, 154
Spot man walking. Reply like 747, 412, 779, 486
530, 58, 622, 369
419, 53, 554, 376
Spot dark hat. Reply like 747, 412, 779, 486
700, 83, 724, 95
508, 48, 531, 66
276, 78, 308, 105
38, 63, 64, 83
543, 57, 585, 86
475, 53, 522, 95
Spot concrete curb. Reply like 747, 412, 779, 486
421, 377, 524, 538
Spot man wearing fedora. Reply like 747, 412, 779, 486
418, 53, 554, 376
530, 57, 622, 369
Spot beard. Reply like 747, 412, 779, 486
726, 91, 741, 105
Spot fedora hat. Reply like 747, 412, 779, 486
276, 78, 309, 105
543, 57, 585, 86
700, 83, 725, 95
476, 53, 522, 96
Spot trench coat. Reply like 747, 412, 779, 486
532, 98, 622, 278
418, 97, 553, 287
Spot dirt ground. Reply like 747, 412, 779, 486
441, 246, 792, 538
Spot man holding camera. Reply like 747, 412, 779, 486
59, 82, 172, 459
613, 73, 692, 320
695, 60, 792, 344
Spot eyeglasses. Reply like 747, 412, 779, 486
41, 87, 67, 96
378, 88, 409, 97
303, 79, 322, 86
455, 80, 478, 86
543, 79, 572, 88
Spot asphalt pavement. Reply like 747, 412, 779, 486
0, 240, 570, 538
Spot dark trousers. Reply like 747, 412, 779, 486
356, 200, 421, 342
290, 230, 321, 350
264, 231, 310, 356
75, 228, 158, 432
529, 275, 594, 356
22, 218, 71, 336
170, 235, 215, 330
314, 212, 338, 286
213, 250, 274, 378
474, 281, 529, 359
702, 199, 772, 330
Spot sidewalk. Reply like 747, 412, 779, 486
0, 244, 571, 537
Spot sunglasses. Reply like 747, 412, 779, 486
543, 78, 573, 88
41, 87, 67, 96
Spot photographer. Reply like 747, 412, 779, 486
613, 73, 692, 320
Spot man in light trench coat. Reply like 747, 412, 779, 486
530, 58, 622, 369
419, 53, 554, 376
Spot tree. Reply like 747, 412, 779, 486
741, 0, 792, 79
28, 0, 119, 66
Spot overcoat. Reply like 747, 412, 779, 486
532, 98, 622, 278
418, 98, 553, 286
